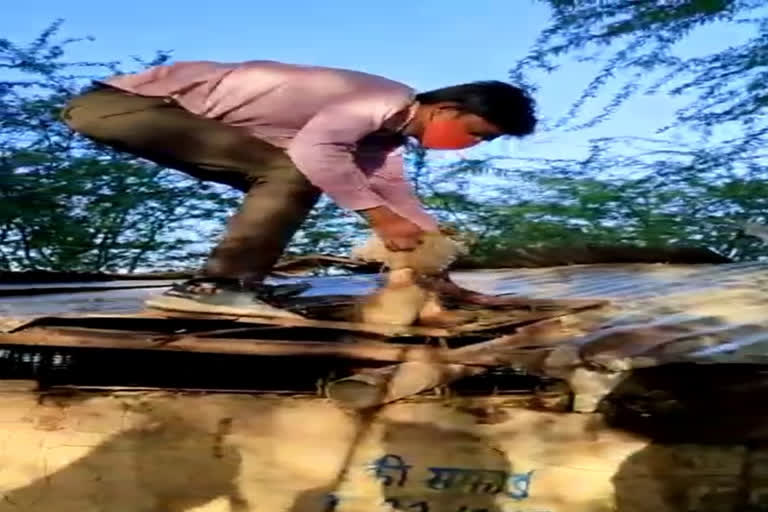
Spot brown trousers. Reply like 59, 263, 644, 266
61, 86, 321, 280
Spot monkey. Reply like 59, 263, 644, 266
357, 267, 429, 326
352, 232, 475, 327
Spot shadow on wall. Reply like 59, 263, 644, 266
0, 400, 248, 512
289, 413, 532, 512
377, 420, 514, 512
606, 364, 768, 512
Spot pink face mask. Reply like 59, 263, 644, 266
421, 118, 479, 150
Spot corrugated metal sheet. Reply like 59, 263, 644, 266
0, 283, 174, 316
449, 262, 768, 370
2, 262, 768, 372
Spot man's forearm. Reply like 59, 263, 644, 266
368, 176, 439, 231
360, 205, 403, 224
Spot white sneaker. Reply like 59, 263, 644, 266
144, 278, 307, 319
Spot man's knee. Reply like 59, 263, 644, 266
60, 94, 99, 136
60, 88, 151, 139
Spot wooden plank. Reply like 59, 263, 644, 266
271, 254, 377, 274
1, 294, 606, 340
326, 361, 486, 409
0, 283, 170, 298
451, 299, 606, 333
140, 300, 606, 337
0, 316, 36, 334
136, 309, 455, 338
0, 311, 452, 337
325, 319, 573, 409
0, 326, 554, 366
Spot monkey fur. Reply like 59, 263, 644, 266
351, 231, 466, 274
357, 268, 429, 326
352, 232, 474, 327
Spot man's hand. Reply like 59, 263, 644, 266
362, 206, 424, 251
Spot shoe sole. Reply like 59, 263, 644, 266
145, 295, 305, 319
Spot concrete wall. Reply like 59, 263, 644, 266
0, 390, 756, 512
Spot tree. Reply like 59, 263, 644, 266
0, 22, 240, 272
7, 10, 765, 275
0, 22, 396, 272
513, 0, 767, 135
496, 0, 768, 260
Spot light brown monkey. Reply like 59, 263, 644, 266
352, 232, 474, 327
357, 268, 429, 326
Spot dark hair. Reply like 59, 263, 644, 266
415, 81, 537, 137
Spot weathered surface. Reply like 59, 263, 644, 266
326, 361, 485, 409
326, 320, 571, 409
3, 262, 767, 372
0, 390, 761, 512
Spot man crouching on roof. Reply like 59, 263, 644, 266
60, 60, 537, 317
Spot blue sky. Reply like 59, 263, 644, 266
2, 0, 750, 162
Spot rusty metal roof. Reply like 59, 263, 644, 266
1, 262, 767, 412
0, 280, 175, 317
450, 262, 768, 370
2, 262, 767, 370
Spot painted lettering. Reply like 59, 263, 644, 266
369, 454, 535, 500
506, 471, 534, 500
386, 500, 510, 512
370, 454, 412, 487
425, 467, 470, 490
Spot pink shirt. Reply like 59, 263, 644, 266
103, 60, 438, 230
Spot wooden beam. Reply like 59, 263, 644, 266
0, 327, 553, 366
136, 309, 454, 338
0, 283, 170, 298
325, 319, 573, 409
